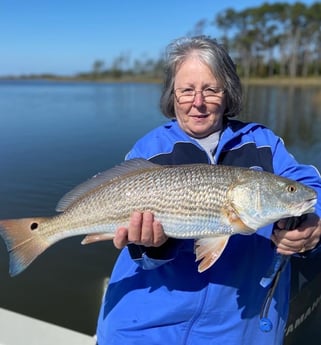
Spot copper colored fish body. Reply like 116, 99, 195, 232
0, 159, 317, 276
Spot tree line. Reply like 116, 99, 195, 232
86, 2, 321, 80
213, 2, 321, 78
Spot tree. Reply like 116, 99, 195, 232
92, 60, 105, 79
212, 2, 321, 78
187, 19, 207, 36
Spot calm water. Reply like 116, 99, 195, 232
0, 80, 320, 335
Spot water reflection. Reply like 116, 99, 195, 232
242, 85, 321, 168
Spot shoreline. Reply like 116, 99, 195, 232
241, 77, 321, 86
1, 76, 321, 86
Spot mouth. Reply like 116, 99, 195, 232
294, 198, 317, 216
189, 113, 210, 118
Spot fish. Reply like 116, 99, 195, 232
0, 159, 317, 276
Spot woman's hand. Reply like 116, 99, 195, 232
271, 213, 321, 255
113, 211, 168, 249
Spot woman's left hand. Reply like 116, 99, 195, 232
271, 213, 321, 255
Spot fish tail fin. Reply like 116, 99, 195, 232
0, 217, 50, 276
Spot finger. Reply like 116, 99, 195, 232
272, 231, 306, 253
127, 211, 143, 243
276, 239, 312, 254
276, 247, 297, 255
276, 241, 305, 253
273, 228, 311, 243
152, 220, 168, 247
113, 227, 129, 249
140, 211, 154, 246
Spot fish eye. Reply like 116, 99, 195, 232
287, 184, 297, 193
30, 222, 39, 230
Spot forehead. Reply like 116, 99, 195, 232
174, 55, 217, 85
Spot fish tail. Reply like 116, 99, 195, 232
0, 217, 50, 276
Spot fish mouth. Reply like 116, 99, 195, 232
293, 198, 317, 216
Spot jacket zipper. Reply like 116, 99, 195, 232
181, 287, 209, 345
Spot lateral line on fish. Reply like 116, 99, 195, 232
0, 160, 316, 277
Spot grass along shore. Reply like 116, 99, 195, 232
1, 75, 321, 87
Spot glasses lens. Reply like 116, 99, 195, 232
175, 88, 224, 104
175, 89, 193, 104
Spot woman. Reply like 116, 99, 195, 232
96, 36, 321, 345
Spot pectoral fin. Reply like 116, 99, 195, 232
195, 235, 230, 273
81, 233, 114, 245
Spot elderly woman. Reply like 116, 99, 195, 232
96, 36, 321, 345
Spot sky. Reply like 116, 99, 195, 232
1, 0, 317, 76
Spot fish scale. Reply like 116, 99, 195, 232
53, 165, 232, 237
0, 158, 316, 276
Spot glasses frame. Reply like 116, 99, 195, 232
174, 87, 226, 104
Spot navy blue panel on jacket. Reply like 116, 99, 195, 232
96, 119, 321, 345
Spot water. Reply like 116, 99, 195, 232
0, 80, 166, 334
242, 84, 321, 169
0, 80, 320, 336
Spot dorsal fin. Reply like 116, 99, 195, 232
56, 159, 158, 212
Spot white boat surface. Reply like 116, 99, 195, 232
0, 307, 95, 345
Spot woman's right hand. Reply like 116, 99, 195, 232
113, 211, 168, 249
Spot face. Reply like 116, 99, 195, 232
173, 55, 226, 138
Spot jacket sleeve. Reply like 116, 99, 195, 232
269, 130, 321, 257
270, 133, 321, 218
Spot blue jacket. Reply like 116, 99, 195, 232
96, 119, 321, 345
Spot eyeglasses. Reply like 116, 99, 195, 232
174, 87, 225, 104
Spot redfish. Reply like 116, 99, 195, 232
0, 159, 316, 276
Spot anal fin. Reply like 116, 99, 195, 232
195, 235, 230, 273
81, 233, 114, 245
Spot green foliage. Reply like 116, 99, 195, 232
213, 2, 321, 78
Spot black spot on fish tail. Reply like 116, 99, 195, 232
0, 217, 50, 276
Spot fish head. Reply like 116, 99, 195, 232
228, 170, 317, 231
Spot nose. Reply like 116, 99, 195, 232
193, 91, 205, 107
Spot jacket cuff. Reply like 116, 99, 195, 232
133, 253, 174, 270
127, 238, 182, 269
